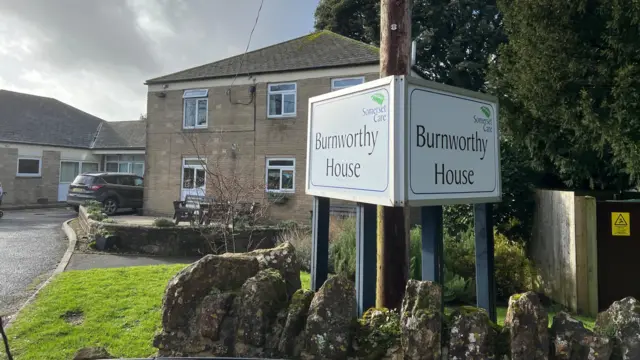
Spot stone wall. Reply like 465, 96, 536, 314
0, 147, 61, 206
78, 206, 280, 256
153, 242, 638, 360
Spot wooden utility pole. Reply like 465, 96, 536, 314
377, 0, 412, 310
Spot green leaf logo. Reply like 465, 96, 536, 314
480, 106, 491, 118
371, 93, 385, 105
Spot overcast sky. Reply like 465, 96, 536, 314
0, 0, 319, 121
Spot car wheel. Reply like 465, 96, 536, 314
103, 198, 118, 215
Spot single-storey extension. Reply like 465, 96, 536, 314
0, 90, 146, 206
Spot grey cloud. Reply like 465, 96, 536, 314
0, 0, 319, 120
0, 0, 160, 74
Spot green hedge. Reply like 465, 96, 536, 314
330, 220, 537, 303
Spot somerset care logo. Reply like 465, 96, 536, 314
371, 93, 385, 105
480, 106, 491, 118
474, 105, 493, 133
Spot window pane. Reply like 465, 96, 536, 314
72, 175, 95, 185
195, 169, 205, 187
133, 155, 145, 162
120, 155, 134, 161
118, 163, 130, 173
102, 176, 118, 184
282, 170, 294, 190
333, 77, 364, 90
269, 83, 295, 92
134, 177, 144, 186
268, 159, 294, 167
133, 163, 144, 177
184, 99, 196, 127
118, 176, 134, 186
60, 162, 80, 182
267, 169, 281, 190
185, 159, 205, 166
18, 159, 40, 174
105, 155, 119, 162
81, 163, 99, 173
269, 94, 282, 116
183, 89, 208, 98
183, 168, 194, 189
197, 99, 207, 126
283, 94, 295, 114
106, 162, 118, 172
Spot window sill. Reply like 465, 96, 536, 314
267, 115, 297, 120
183, 126, 208, 130
16, 174, 42, 178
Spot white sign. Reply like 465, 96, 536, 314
306, 75, 501, 207
306, 77, 398, 206
407, 84, 501, 205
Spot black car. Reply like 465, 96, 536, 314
66, 172, 144, 215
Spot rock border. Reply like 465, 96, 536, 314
4, 219, 77, 328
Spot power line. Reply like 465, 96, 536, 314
229, 0, 264, 88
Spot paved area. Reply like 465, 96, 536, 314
66, 253, 201, 270
0, 208, 75, 316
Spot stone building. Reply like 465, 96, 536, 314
0, 90, 146, 206
143, 30, 426, 222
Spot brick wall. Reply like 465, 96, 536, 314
145, 72, 379, 222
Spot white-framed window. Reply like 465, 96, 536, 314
268, 83, 296, 118
183, 89, 208, 129
16, 157, 41, 177
266, 158, 295, 192
60, 161, 100, 183
331, 77, 365, 91
105, 155, 145, 177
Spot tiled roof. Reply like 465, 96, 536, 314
0, 90, 103, 148
0, 90, 145, 150
92, 120, 146, 149
146, 30, 380, 84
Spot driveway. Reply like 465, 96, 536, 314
0, 208, 74, 317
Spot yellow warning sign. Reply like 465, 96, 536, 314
612, 212, 630, 236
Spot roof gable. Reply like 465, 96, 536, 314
146, 30, 380, 84
92, 120, 146, 149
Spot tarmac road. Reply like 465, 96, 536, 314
0, 208, 74, 318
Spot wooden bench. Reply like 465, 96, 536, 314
172, 195, 215, 225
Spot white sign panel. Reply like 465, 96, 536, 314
306, 75, 501, 207
306, 77, 398, 206
407, 80, 500, 205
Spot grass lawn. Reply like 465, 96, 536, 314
2, 267, 595, 360
2, 264, 187, 360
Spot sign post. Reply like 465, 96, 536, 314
306, 75, 501, 317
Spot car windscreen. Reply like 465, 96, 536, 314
72, 175, 95, 185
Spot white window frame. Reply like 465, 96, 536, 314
59, 161, 100, 184
265, 157, 295, 193
104, 155, 144, 176
267, 82, 297, 118
181, 157, 207, 195
183, 89, 209, 129
16, 157, 42, 177
331, 76, 365, 91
